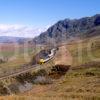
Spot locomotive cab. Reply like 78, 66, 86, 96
39, 59, 45, 64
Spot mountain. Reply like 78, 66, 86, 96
0, 36, 30, 44
33, 14, 100, 45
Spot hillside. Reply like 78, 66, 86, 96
33, 14, 100, 45
21, 36, 100, 99
0, 36, 98, 100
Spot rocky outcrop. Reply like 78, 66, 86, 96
33, 14, 100, 45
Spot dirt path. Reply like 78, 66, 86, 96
54, 45, 73, 65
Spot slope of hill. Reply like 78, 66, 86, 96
20, 36, 100, 99
33, 14, 100, 44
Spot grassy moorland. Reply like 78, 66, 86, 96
20, 37, 100, 100
67, 36, 100, 66
0, 36, 100, 100
0, 43, 42, 76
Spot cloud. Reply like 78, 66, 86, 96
0, 24, 49, 38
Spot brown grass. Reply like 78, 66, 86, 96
54, 46, 73, 65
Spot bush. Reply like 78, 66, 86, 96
51, 65, 70, 74
0, 82, 9, 95
85, 72, 95, 76
15, 69, 48, 83
15, 72, 35, 83
8, 84, 19, 94
33, 76, 52, 85
35, 69, 48, 76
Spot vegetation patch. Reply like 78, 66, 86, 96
0, 82, 9, 95
33, 76, 52, 85
49, 65, 70, 79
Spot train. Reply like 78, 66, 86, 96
39, 48, 57, 64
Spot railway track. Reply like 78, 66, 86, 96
0, 49, 56, 80
0, 64, 38, 80
0, 45, 68, 80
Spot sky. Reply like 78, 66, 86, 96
0, 0, 100, 38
